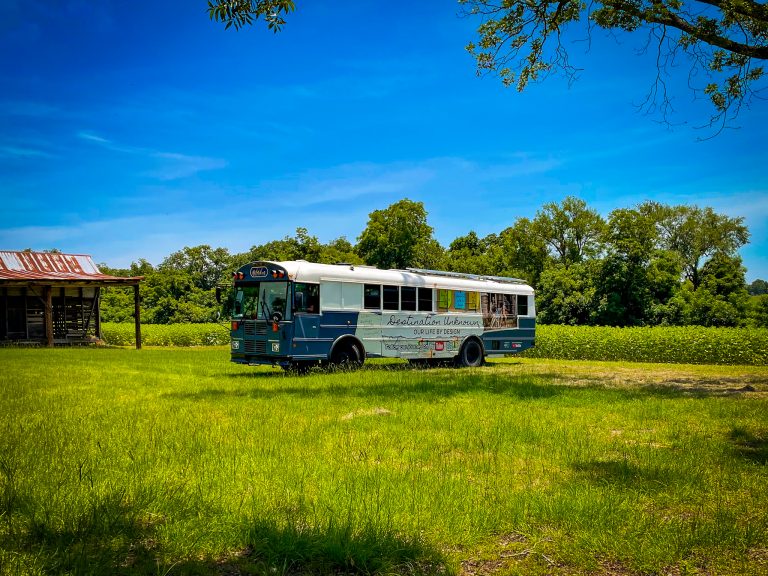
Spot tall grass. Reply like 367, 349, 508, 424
1, 349, 766, 575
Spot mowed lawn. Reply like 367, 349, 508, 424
1, 348, 767, 576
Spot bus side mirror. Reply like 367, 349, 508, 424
215, 287, 222, 303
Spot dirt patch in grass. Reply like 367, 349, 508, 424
492, 360, 768, 398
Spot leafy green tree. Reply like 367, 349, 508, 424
748, 279, 768, 295
99, 288, 136, 323
536, 261, 600, 325
485, 218, 549, 285
533, 196, 605, 267
356, 199, 443, 270
237, 227, 362, 265
685, 253, 750, 326
318, 236, 364, 265
460, 0, 768, 127
443, 231, 491, 275
642, 202, 750, 290
159, 245, 233, 291
646, 250, 685, 324
747, 294, 768, 327
592, 207, 658, 325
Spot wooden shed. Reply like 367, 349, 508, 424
0, 251, 143, 348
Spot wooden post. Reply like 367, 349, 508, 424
94, 287, 102, 340
134, 284, 142, 349
44, 285, 54, 347
1, 287, 6, 341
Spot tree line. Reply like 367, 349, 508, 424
99, 197, 768, 327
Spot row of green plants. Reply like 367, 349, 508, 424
102, 322, 230, 347
101, 322, 768, 365
522, 325, 768, 366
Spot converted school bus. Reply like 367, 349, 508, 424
228, 260, 536, 371
0, 251, 143, 348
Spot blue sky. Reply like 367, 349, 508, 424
1, 1, 766, 280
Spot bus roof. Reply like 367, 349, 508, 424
241, 260, 534, 295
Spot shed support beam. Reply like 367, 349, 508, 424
44, 285, 53, 347
94, 287, 101, 340
134, 284, 142, 350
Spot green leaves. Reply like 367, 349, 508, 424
356, 199, 440, 270
462, 0, 768, 128
207, 0, 296, 32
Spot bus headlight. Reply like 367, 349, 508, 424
231, 340, 241, 350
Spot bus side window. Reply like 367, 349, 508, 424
517, 294, 528, 316
401, 286, 417, 311
383, 285, 399, 311
295, 283, 320, 314
364, 284, 381, 309
418, 288, 433, 311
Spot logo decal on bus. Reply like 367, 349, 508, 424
250, 266, 268, 278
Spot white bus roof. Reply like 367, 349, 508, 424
273, 260, 534, 295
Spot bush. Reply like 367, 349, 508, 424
101, 323, 230, 347
523, 325, 768, 365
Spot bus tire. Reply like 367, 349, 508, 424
456, 338, 484, 368
330, 340, 364, 370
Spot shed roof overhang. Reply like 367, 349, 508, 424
0, 251, 143, 287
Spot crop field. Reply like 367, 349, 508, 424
1, 348, 767, 576
100, 323, 768, 365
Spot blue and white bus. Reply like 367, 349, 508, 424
229, 260, 535, 371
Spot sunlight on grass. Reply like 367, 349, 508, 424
1, 349, 766, 575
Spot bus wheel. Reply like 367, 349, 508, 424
330, 341, 363, 370
456, 339, 484, 368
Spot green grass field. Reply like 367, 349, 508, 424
1, 348, 766, 575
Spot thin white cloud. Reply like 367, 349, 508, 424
77, 131, 112, 144
77, 131, 227, 180
148, 152, 228, 181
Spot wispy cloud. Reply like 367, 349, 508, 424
149, 152, 228, 181
77, 130, 227, 180
77, 131, 111, 145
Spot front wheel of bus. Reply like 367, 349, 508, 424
330, 341, 364, 370
457, 338, 484, 368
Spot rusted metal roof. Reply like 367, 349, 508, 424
0, 251, 142, 284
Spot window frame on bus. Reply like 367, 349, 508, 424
382, 285, 399, 311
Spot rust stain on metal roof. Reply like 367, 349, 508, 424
0, 251, 142, 283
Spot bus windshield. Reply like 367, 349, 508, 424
232, 282, 289, 320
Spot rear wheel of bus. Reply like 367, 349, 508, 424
330, 340, 364, 370
456, 338, 484, 368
